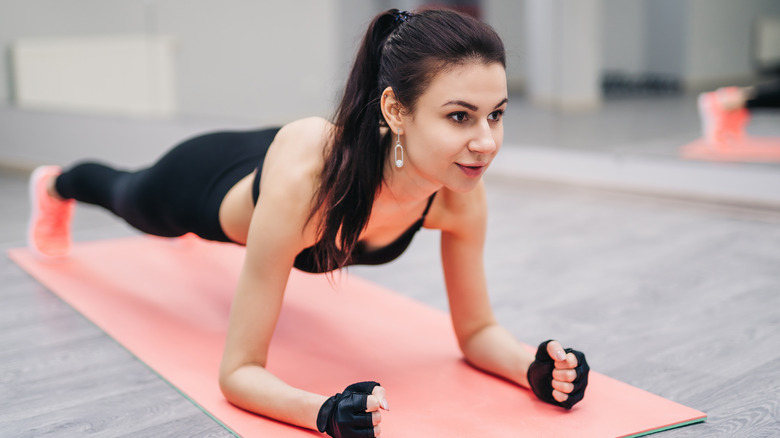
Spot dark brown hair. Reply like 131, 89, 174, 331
310, 8, 506, 272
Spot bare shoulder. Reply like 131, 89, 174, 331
248, 117, 332, 248
260, 117, 332, 190
278, 116, 332, 144
267, 116, 331, 163
426, 180, 488, 235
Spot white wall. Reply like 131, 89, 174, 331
484, 0, 525, 90
3, 0, 780, 123
602, 0, 780, 90
0, 0, 145, 104
0, 0, 341, 123
602, 0, 645, 74
334, 0, 400, 104
644, 0, 687, 78
524, 0, 602, 111
154, 0, 340, 124
686, 0, 780, 89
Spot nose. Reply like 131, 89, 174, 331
468, 122, 499, 155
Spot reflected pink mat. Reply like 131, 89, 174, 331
9, 236, 705, 437
681, 136, 780, 162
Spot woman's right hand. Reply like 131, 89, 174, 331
317, 382, 388, 438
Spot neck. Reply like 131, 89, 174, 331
378, 151, 440, 207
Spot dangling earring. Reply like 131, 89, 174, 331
394, 132, 404, 168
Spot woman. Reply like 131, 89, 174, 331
28, 9, 589, 437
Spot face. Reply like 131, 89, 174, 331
397, 62, 507, 193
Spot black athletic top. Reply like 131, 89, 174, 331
247, 128, 435, 273
293, 193, 436, 273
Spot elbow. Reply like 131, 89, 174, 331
218, 359, 267, 406
219, 366, 249, 409
218, 366, 236, 402
218, 359, 248, 404
456, 322, 498, 358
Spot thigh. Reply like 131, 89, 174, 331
142, 128, 280, 241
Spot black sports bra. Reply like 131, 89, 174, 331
293, 193, 436, 273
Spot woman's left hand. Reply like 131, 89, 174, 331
527, 340, 589, 409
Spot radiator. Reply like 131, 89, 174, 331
11, 35, 176, 117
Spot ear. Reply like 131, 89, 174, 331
380, 87, 405, 135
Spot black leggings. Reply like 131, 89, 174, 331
55, 127, 280, 242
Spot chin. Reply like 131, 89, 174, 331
443, 178, 482, 193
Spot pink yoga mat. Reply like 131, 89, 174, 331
9, 236, 705, 437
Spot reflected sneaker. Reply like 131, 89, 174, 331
698, 88, 749, 145
716, 86, 749, 143
27, 165, 74, 257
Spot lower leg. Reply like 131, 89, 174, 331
745, 79, 780, 109
46, 174, 65, 201
55, 162, 187, 238
54, 162, 128, 213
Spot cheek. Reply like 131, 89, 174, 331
429, 120, 468, 147
418, 128, 463, 161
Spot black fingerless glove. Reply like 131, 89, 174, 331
317, 381, 379, 438
527, 340, 589, 409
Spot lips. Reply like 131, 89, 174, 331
456, 163, 486, 178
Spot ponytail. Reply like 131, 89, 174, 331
309, 9, 400, 272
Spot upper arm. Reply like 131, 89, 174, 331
437, 181, 497, 348
220, 118, 328, 377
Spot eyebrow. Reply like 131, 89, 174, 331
442, 98, 508, 111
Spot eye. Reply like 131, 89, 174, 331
448, 112, 468, 123
488, 109, 504, 122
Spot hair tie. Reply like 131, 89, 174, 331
394, 10, 412, 24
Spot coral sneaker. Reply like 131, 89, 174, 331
28, 166, 74, 257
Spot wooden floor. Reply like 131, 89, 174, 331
2, 163, 779, 437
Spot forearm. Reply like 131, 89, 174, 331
460, 324, 535, 388
220, 364, 327, 430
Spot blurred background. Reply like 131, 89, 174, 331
1, 0, 779, 205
